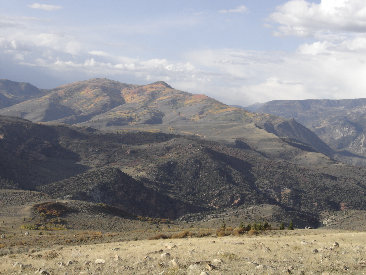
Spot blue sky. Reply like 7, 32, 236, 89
1, 0, 366, 105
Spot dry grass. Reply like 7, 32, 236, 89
1, 230, 365, 274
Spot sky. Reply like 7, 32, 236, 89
1, 0, 366, 106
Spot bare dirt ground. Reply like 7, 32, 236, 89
1, 230, 366, 274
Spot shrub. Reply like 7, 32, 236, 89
244, 224, 251, 231
233, 227, 245, 236
21, 224, 39, 230
288, 221, 294, 230
149, 233, 171, 240
35, 202, 70, 218
171, 230, 191, 239
226, 226, 234, 234
263, 221, 271, 230
280, 222, 285, 230
216, 229, 227, 237
251, 222, 264, 231
195, 230, 212, 238
248, 229, 258, 236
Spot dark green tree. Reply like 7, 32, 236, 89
288, 221, 294, 230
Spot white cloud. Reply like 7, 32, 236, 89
270, 0, 366, 37
183, 45, 366, 105
28, 3, 62, 11
219, 5, 247, 14
88, 50, 110, 57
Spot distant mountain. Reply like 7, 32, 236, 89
0, 79, 44, 108
1, 115, 366, 223
0, 78, 133, 123
248, 99, 366, 165
0, 78, 336, 166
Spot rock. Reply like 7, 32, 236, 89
200, 272, 209, 275
333, 242, 340, 248
165, 243, 177, 249
66, 260, 73, 266
206, 263, 215, 271
95, 259, 106, 264
160, 252, 171, 260
188, 264, 200, 270
0, 234, 5, 239
25, 231, 29, 236
212, 259, 222, 265
114, 254, 120, 261
13, 262, 28, 270
359, 260, 366, 267
312, 249, 319, 254
169, 259, 179, 268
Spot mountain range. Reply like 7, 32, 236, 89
1, 78, 366, 226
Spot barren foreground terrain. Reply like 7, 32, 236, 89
1, 230, 365, 274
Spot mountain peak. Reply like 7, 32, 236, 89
149, 81, 172, 89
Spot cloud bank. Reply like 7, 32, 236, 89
270, 0, 366, 37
